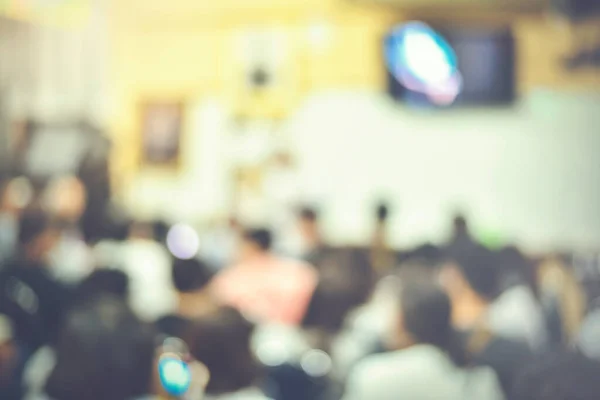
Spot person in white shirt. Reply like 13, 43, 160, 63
343, 282, 504, 400
489, 246, 547, 351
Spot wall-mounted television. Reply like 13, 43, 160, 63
385, 22, 516, 107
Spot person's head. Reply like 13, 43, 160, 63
0, 178, 10, 211
400, 243, 444, 267
1, 176, 33, 213
452, 213, 469, 237
18, 210, 61, 262
302, 248, 375, 335
375, 202, 390, 224
440, 244, 500, 304
297, 207, 320, 244
396, 281, 467, 366
188, 307, 260, 396
44, 176, 87, 223
73, 269, 129, 304
496, 245, 537, 293
240, 228, 272, 259
45, 296, 156, 400
513, 351, 600, 400
0, 315, 15, 383
171, 257, 213, 294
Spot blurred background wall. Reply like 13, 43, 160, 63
105, 0, 600, 250
1, 0, 599, 251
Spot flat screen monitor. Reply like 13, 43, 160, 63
386, 23, 516, 108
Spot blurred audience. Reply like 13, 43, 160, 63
43, 176, 92, 285
212, 228, 317, 325
343, 282, 504, 400
120, 221, 177, 321
187, 307, 267, 400
297, 207, 330, 268
441, 244, 534, 396
199, 217, 240, 271
0, 211, 70, 352
447, 213, 474, 249
513, 351, 600, 400
71, 269, 129, 305
303, 248, 375, 337
156, 257, 218, 339
22, 269, 131, 400
538, 257, 586, 347
0, 178, 20, 264
43, 296, 156, 400
0, 315, 19, 399
0, 158, 598, 400
491, 247, 547, 350
370, 202, 396, 274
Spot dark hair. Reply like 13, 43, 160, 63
303, 247, 375, 332
513, 351, 600, 400
18, 210, 56, 247
401, 282, 467, 366
171, 257, 213, 293
496, 245, 538, 295
298, 207, 318, 222
73, 270, 129, 304
188, 307, 260, 395
242, 228, 272, 251
400, 243, 443, 266
376, 202, 390, 223
452, 214, 468, 232
151, 220, 170, 243
45, 296, 155, 400
448, 244, 500, 300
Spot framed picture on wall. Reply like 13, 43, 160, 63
140, 102, 184, 166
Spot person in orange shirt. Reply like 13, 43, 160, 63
212, 228, 317, 325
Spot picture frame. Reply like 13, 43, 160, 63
140, 101, 184, 167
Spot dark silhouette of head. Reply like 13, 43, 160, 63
399, 281, 467, 366
303, 247, 375, 333
17, 210, 60, 262
171, 257, 214, 294
514, 351, 600, 400
45, 296, 155, 400
240, 228, 272, 260
443, 244, 501, 302
73, 269, 129, 304
188, 307, 260, 396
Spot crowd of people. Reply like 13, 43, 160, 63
0, 174, 599, 400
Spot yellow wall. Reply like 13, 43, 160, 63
108, 0, 600, 193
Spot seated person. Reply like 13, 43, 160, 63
489, 246, 547, 350
296, 207, 331, 268
120, 221, 177, 321
44, 296, 206, 400
0, 315, 20, 399
188, 307, 268, 400
440, 244, 534, 397
0, 211, 70, 352
156, 257, 218, 338
72, 268, 129, 305
23, 269, 131, 400
342, 281, 503, 400
513, 350, 600, 400
212, 228, 317, 325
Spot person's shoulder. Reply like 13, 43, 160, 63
488, 335, 532, 355
478, 334, 534, 370
345, 351, 422, 399
463, 366, 505, 400
350, 350, 414, 379
276, 257, 318, 277
204, 388, 272, 400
